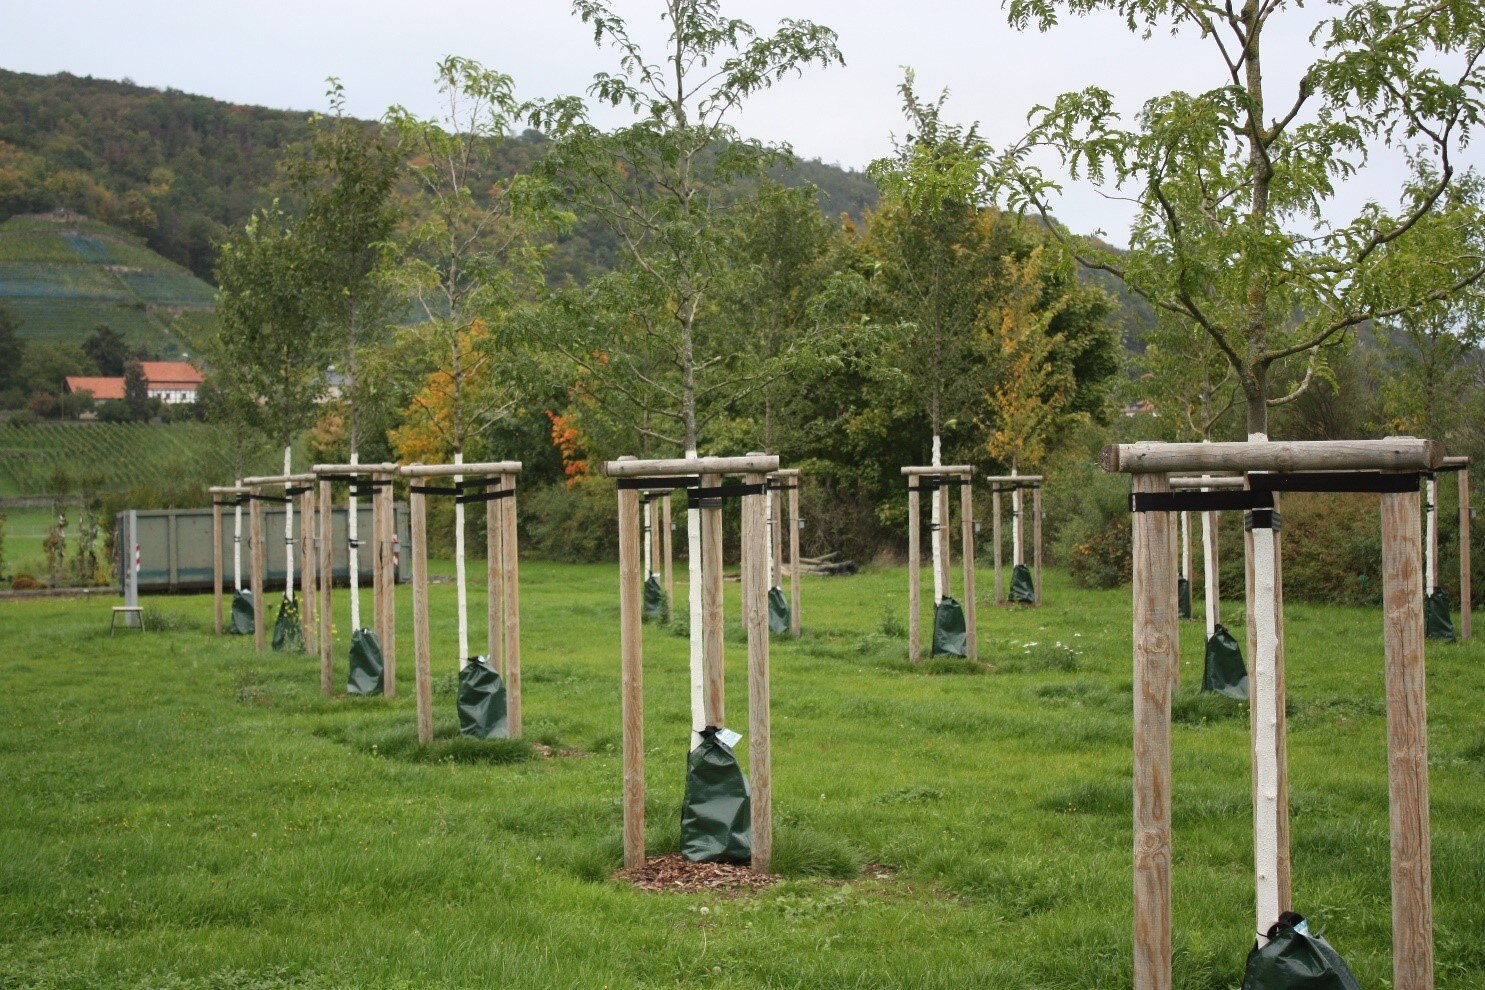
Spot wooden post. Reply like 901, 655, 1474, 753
618, 478, 645, 869
1426, 476, 1438, 592
908, 482, 921, 662
661, 494, 674, 620
1380, 488, 1433, 990
992, 487, 1003, 604
411, 486, 433, 745
300, 486, 316, 655
1033, 485, 1044, 606
1459, 469, 1472, 641
212, 498, 224, 635
702, 473, 725, 726
1202, 503, 1220, 637
788, 481, 801, 637
487, 478, 502, 672
744, 472, 773, 874
318, 479, 333, 695
1131, 473, 1175, 990
960, 478, 977, 662
938, 481, 953, 596
250, 491, 265, 652
502, 479, 521, 738
379, 475, 396, 697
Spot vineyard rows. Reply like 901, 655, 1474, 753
0, 423, 280, 496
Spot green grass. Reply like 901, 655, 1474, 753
0, 214, 216, 353
1, 564, 1482, 989
2, 505, 51, 576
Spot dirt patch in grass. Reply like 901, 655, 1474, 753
614, 855, 779, 893
531, 742, 589, 759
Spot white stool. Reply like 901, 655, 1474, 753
110, 606, 145, 635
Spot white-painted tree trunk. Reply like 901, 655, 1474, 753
930, 435, 944, 601
283, 446, 295, 600
454, 449, 469, 664
233, 476, 243, 592
348, 451, 361, 629
643, 501, 654, 576
766, 490, 776, 589
1249, 431, 1282, 943
1202, 494, 1218, 639
1426, 476, 1437, 591
1012, 463, 1024, 566
686, 447, 705, 749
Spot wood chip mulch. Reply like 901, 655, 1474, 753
614, 855, 779, 893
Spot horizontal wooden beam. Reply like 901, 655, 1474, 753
1102, 438, 1443, 475
312, 462, 401, 475
601, 455, 778, 478
1169, 476, 1248, 490
241, 473, 318, 486
1439, 455, 1471, 471
774, 468, 802, 478
208, 485, 251, 494
399, 461, 522, 478
901, 465, 976, 476
980, 474, 1045, 483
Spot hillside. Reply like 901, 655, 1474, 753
0, 213, 215, 355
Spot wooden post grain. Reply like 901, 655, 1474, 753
502, 480, 521, 737
300, 487, 316, 655
1460, 469, 1472, 640
908, 483, 921, 661
1381, 489, 1433, 990
789, 481, 801, 637
661, 494, 674, 619
381, 476, 398, 696
411, 487, 433, 745
618, 480, 645, 869
212, 499, 224, 635
744, 473, 773, 874
992, 487, 1003, 604
771, 487, 784, 588
250, 492, 265, 652
1131, 473, 1175, 990
960, 479, 977, 662
318, 479, 333, 695
938, 482, 953, 596
702, 473, 725, 726
1033, 485, 1044, 606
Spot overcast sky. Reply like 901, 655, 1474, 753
4, 1, 1479, 246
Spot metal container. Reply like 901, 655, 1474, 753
114, 503, 410, 593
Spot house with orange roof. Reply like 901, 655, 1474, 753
65, 361, 204, 405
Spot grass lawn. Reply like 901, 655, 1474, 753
1, 562, 1482, 989
3, 506, 53, 578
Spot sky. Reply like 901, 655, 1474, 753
3, 0, 1479, 246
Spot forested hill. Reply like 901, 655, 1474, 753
0, 67, 880, 284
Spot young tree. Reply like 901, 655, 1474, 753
995, 0, 1485, 439
528, 0, 845, 456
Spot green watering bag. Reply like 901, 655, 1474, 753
1241, 914, 1362, 990
932, 596, 967, 657
1202, 624, 1249, 699
768, 586, 790, 635
346, 628, 384, 696
1178, 576, 1192, 619
643, 573, 667, 621
271, 596, 304, 653
680, 727, 752, 864
1009, 563, 1036, 603
457, 656, 509, 739
230, 589, 254, 635
1425, 588, 1455, 641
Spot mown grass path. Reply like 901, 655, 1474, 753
2, 564, 1482, 988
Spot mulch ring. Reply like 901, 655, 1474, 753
530, 742, 589, 759
614, 855, 779, 894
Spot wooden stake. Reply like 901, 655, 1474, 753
788, 481, 801, 637
1380, 488, 1433, 990
960, 479, 977, 662
771, 487, 784, 589
1131, 473, 1175, 990
992, 487, 1003, 604
1034, 485, 1044, 607
661, 494, 674, 620
938, 482, 953, 595
487, 480, 502, 672
212, 498, 224, 635
1459, 469, 1472, 640
318, 479, 333, 695
300, 487, 316, 656
744, 473, 773, 874
411, 486, 433, 745
618, 479, 645, 869
908, 482, 921, 662
250, 492, 265, 652
502, 481, 521, 738
379, 476, 396, 698
702, 473, 725, 726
